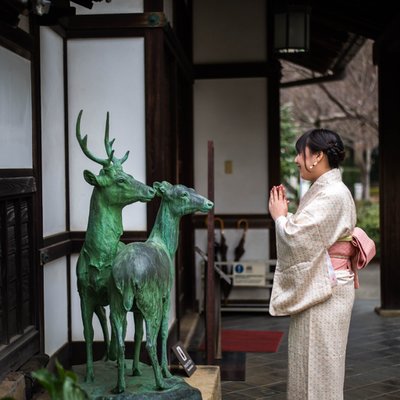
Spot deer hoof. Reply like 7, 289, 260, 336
84, 372, 94, 383
157, 380, 173, 391
132, 367, 142, 376
162, 369, 173, 379
111, 386, 125, 394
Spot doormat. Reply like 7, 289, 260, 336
200, 329, 284, 353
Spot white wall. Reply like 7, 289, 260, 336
194, 78, 268, 214
44, 258, 68, 355
41, 27, 67, 237
0, 47, 32, 168
194, 77, 270, 303
74, 0, 143, 14
193, 0, 266, 63
67, 37, 147, 231
193, 0, 271, 304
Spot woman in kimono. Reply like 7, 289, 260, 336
268, 128, 356, 400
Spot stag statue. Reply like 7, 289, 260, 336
109, 181, 213, 393
75, 110, 155, 382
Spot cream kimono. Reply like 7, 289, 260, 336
270, 168, 356, 400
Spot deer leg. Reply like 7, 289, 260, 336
80, 295, 95, 382
110, 307, 127, 394
94, 305, 110, 361
145, 319, 171, 390
160, 300, 173, 378
132, 311, 143, 376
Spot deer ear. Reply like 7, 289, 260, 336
83, 170, 99, 186
153, 181, 172, 196
153, 181, 164, 196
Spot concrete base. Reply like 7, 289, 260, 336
183, 365, 221, 400
375, 307, 400, 317
0, 372, 26, 400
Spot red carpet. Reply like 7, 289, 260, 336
200, 330, 284, 353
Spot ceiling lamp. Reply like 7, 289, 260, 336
274, 5, 311, 54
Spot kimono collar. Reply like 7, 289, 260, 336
298, 168, 342, 211
313, 168, 342, 187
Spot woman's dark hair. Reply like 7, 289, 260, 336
295, 128, 345, 169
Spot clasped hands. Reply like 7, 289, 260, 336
268, 184, 289, 221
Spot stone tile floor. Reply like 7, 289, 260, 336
210, 265, 400, 399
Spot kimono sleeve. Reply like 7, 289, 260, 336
275, 190, 352, 267
275, 210, 324, 268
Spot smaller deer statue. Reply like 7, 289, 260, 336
109, 181, 213, 393
75, 110, 155, 382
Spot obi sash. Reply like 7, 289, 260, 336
328, 227, 376, 288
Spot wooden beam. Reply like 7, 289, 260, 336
192, 214, 274, 229
0, 177, 36, 197
194, 62, 271, 80
0, 22, 33, 59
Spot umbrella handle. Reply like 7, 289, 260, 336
237, 219, 248, 233
205, 216, 225, 233
215, 217, 225, 232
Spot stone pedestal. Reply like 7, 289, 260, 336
184, 365, 221, 400
73, 360, 202, 399
375, 307, 400, 317
0, 372, 26, 400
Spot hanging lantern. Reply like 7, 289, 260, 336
274, 5, 311, 53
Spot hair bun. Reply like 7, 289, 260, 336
326, 142, 345, 163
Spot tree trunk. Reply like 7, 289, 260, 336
363, 148, 372, 201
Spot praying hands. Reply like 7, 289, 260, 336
268, 184, 289, 221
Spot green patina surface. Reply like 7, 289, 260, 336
74, 111, 213, 396
109, 182, 213, 393
75, 110, 155, 383
73, 361, 201, 400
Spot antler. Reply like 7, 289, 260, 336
103, 112, 129, 167
76, 110, 112, 167
76, 110, 129, 167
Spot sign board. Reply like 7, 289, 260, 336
233, 261, 266, 286
171, 342, 197, 377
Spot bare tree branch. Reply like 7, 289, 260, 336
280, 40, 378, 200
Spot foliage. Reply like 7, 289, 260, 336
342, 166, 361, 196
356, 200, 380, 258
280, 104, 300, 209
31, 360, 89, 400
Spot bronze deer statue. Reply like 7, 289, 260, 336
75, 110, 155, 382
109, 181, 213, 393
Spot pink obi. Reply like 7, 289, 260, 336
328, 241, 355, 270
328, 241, 357, 287
328, 228, 376, 289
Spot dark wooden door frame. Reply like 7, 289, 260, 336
0, 19, 42, 378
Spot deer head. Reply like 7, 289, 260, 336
153, 181, 214, 216
76, 110, 155, 206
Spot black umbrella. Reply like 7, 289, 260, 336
219, 219, 249, 302
212, 218, 231, 304
215, 218, 228, 262
234, 219, 248, 262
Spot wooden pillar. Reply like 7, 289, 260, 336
374, 22, 400, 315
266, 1, 282, 260
205, 140, 216, 364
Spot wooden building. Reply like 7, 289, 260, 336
1, 0, 400, 382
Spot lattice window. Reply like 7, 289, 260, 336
0, 196, 35, 347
